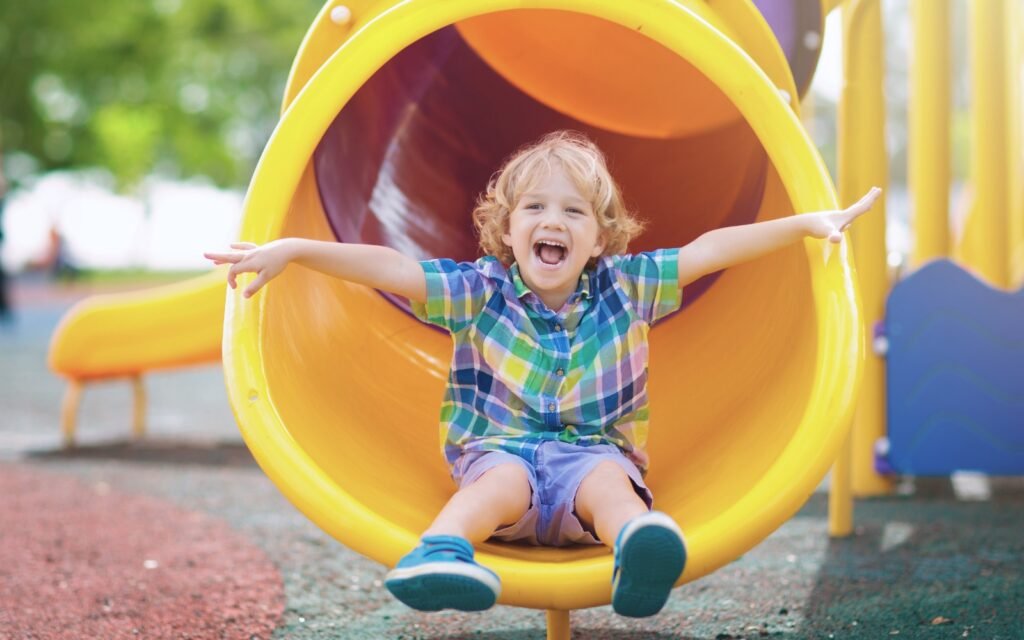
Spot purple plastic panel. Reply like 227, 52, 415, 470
752, 0, 824, 97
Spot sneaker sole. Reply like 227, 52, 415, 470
385, 562, 500, 612
612, 514, 687, 618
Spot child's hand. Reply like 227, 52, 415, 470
804, 187, 882, 243
203, 240, 292, 298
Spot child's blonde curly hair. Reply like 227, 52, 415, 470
473, 131, 645, 265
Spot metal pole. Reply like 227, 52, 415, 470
909, 0, 951, 267
546, 609, 570, 640
959, 0, 1010, 287
1008, 0, 1024, 287
838, 0, 893, 499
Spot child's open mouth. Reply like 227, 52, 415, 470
534, 240, 567, 267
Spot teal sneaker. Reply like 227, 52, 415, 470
611, 511, 687, 617
384, 535, 500, 612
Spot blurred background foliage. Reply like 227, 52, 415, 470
0, 0, 322, 190
0, 1, 973, 195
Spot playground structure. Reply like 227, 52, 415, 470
828, 0, 1024, 538
46, 1, 1023, 638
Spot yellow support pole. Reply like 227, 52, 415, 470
546, 610, 570, 640
131, 375, 147, 440
828, 428, 854, 537
837, 0, 892, 504
909, 0, 951, 267
60, 380, 83, 448
958, 0, 1011, 288
1009, 0, 1024, 288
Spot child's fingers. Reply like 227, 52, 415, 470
231, 242, 258, 250
243, 271, 270, 298
203, 251, 243, 264
852, 187, 882, 213
848, 201, 870, 217
227, 260, 253, 289
839, 191, 878, 226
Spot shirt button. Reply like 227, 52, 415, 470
556, 368, 564, 376
555, 323, 562, 331
548, 402, 556, 412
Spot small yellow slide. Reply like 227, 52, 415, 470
49, 270, 225, 380
50, 0, 859, 624
48, 269, 226, 444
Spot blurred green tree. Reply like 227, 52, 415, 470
0, 0, 322, 189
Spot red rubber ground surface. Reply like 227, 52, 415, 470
0, 464, 284, 639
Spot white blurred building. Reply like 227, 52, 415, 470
1, 171, 243, 273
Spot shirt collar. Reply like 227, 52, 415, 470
509, 263, 593, 303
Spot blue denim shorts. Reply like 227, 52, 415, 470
450, 441, 654, 547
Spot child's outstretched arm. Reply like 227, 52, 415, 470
676, 187, 881, 287
204, 238, 427, 302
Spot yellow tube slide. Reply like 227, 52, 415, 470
216, 0, 861, 612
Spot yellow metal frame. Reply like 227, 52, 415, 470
1009, 0, 1024, 288
832, 0, 892, 526
958, 0, 1011, 288
834, 0, 1024, 538
909, 0, 951, 268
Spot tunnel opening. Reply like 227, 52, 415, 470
312, 12, 771, 312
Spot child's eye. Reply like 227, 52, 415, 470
567, 208, 584, 215
526, 203, 543, 210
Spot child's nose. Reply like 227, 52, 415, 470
540, 210, 567, 228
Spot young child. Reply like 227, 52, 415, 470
206, 131, 880, 618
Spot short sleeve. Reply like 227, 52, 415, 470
410, 258, 495, 333
610, 248, 683, 324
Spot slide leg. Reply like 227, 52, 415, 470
546, 609, 570, 640
131, 375, 147, 439
60, 380, 83, 449
828, 429, 854, 537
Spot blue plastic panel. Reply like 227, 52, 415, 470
885, 259, 1024, 475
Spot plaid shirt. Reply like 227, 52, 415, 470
411, 249, 681, 473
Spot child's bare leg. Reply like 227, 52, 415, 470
577, 461, 685, 618
422, 463, 532, 543
386, 463, 529, 612
574, 461, 649, 545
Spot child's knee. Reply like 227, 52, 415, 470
585, 460, 632, 488
473, 463, 532, 519
473, 463, 531, 501
578, 460, 645, 515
